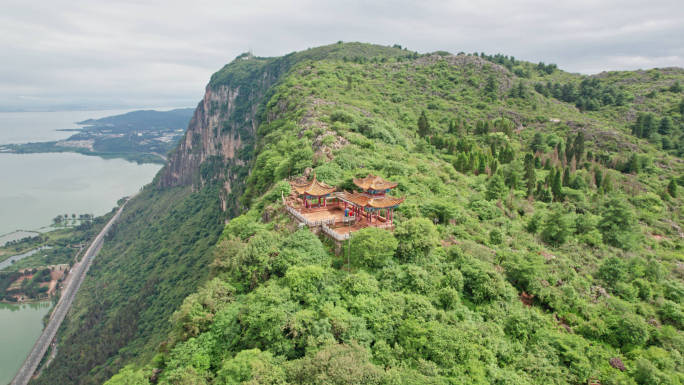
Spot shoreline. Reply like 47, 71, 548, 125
1, 298, 53, 305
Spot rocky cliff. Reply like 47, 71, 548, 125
159, 56, 283, 214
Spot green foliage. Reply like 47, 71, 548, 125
104, 365, 151, 385
216, 349, 285, 384
350, 227, 398, 268
36, 185, 224, 385
394, 218, 439, 262
460, 257, 514, 304
417, 110, 431, 138
667, 178, 678, 197
485, 172, 507, 200
489, 229, 503, 245
541, 204, 574, 246
95, 44, 684, 385
171, 278, 235, 341
598, 196, 639, 250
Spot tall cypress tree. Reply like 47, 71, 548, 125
418, 111, 430, 138
594, 166, 603, 189
562, 167, 571, 187
658, 117, 673, 135
525, 154, 536, 198
552, 168, 563, 201
642, 113, 655, 138
573, 131, 585, 161
668, 178, 678, 197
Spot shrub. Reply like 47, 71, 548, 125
349, 227, 398, 268
216, 349, 284, 384
330, 110, 355, 123
597, 257, 628, 287
394, 218, 440, 262
599, 197, 639, 249
284, 265, 331, 305
658, 301, 684, 328
489, 229, 503, 245
605, 313, 648, 348
540, 204, 574, 246
469, 199, 503, 221
171, 278, 235, 341
274, 229, 329, 275
485, 173, 507, 200
460, 259, 513, 304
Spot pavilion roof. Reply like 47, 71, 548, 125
291, 174, 336, 196
353, 174, 398, 191
337, 192, 370, 207
367, 195, 405, 208
337, 192, 405, 209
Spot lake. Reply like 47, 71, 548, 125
0, 152, 160, 235
0, 302, 52, 385
0, 109, 164, 235
0, 109, 168, 382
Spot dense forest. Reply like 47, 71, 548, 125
38, 43, 682, 385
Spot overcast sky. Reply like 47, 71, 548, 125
2, 0, 682, 111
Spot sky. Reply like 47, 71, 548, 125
1, 0, 682, 111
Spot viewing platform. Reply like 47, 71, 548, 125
283, 174, 403, 242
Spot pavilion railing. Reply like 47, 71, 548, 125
285, 205, 312, 226
321, 223, 350, 241
283, 198, 356, 241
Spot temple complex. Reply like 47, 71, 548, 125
284, 173, 404, 242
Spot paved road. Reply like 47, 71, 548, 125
10, 198, 131, 385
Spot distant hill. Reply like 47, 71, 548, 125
3, 108, 195, 163
77, 108, 195, 133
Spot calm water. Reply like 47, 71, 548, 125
0, 302, 52, 385
0, 152, 160, 235
0, 109, 163, 235
0, 109, 167, 382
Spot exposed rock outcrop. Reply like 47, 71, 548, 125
159, 60, 282, 213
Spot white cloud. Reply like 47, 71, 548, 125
1, 0, 682, 110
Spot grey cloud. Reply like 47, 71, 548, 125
1, 0, 682, 110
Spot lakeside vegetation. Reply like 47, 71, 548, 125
35, 43, 683, 385
0, 213, 112, 303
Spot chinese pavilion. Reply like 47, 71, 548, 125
291, 174, 336, 208
337, 174, 404, 225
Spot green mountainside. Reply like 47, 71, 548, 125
36, 42, 683, 385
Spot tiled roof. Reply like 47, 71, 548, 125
353, 174, 398, 191
367, 196, 405, 208
291, 174, 336, 196
337, 192, 370, 206
337, 192, 404, 208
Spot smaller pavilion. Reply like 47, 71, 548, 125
337, 174, 404, 226
352, 174, 398, 196
291, 174, 336, 208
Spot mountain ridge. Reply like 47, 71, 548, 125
34, 42, 683, 385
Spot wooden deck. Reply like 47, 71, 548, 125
284, 200, 393, 243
